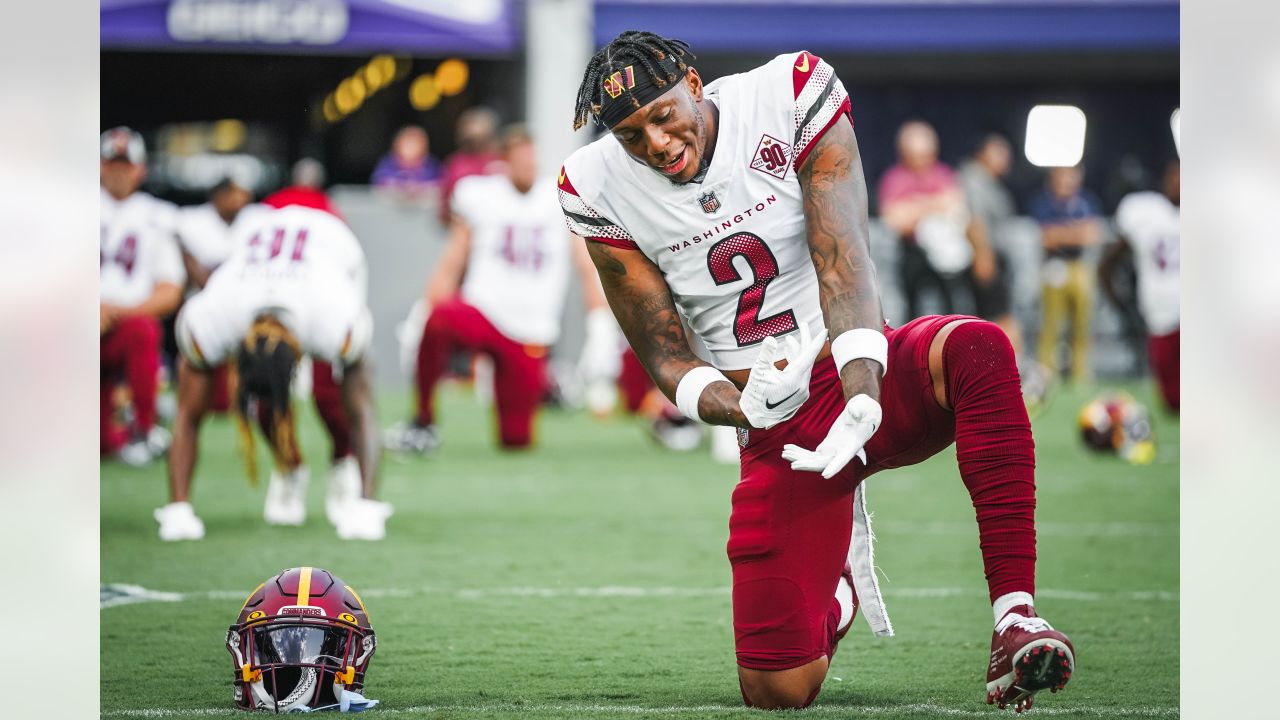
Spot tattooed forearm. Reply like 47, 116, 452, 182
585, 240, 748, 426
798, 115, 885, 401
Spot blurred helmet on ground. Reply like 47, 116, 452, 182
1078, 392, 1155, 464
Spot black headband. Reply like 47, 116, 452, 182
596, 56, 688, 129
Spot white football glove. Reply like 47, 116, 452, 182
396, 299, 430, 378
579, 308, 623, 383
781, 394, 882, 478
739, 323, 828, 430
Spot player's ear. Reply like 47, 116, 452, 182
684, 68, 703, 102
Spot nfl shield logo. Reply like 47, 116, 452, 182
699, 191, 721, 214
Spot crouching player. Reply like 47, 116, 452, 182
563, 31, 1075, 711
156, 205, 392, 541
386, 126, 610, 452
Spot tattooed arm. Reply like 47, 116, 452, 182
797, 114, 885, 403
585, 241, 750, 428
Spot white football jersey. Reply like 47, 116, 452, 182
176, 206, 371, 368
559, 51, 851, 370
177, 202, 270, 270
100, 188, 185, 307
454, 174, 573, 346
1115, 191, 1180, 336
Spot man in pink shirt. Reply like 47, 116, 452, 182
878, 121, 996, 319
437, 107, 504, 225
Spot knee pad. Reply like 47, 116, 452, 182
733, 577, 819, 671
943, 320, 1017, 403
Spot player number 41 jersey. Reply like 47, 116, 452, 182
559, 51, 852, 370
177, 206, 371, 369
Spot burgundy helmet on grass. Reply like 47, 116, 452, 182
226, 567, 377, 712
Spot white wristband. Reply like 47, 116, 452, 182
675, 366, 732, 422
831, 328, 888, 377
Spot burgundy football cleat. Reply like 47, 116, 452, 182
985, 605, 1074, 713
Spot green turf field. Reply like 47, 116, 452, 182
101, 380, 1178, 719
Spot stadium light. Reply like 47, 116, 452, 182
435, 58, 470, 97
1170, 108, 1181, 157
410, 74, 441, 111
1024, 105, 1087, 167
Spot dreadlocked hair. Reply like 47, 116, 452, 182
233, 315, 303, 486
573, 30, 694, 130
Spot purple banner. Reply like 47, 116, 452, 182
101, 0, 517, 55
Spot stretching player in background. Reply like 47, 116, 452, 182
175, 177, 264, 414
562, 31, 1073, 711
386, 126, 612, 452
158, 205, 390, 541
100, 127, 184, 466
1102, 158, 1180, 411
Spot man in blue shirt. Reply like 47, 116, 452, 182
1030, 165, 1101, 382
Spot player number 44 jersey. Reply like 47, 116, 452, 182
558, 51, 852, 370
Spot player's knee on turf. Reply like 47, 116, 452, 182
738, 662, 826, 709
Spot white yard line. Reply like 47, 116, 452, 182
101, 583, 1178, 609
102, 701, 1180, 717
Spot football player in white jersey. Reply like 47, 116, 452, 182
386, 126, 610, 452
100, 127, 184, 466
176, 178, 267, 414
1103, 159, 1180, 411
560, 31, 1074, 711
158, 205, 391, 541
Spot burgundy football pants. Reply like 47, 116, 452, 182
730, 316, 1036, 685
1147, 329, 1179, 412
414, 298, 547, 448
100, 315, 161, 452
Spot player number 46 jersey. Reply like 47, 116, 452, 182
558, 51, 852, 370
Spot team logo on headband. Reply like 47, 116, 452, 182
603, 66, 637, 99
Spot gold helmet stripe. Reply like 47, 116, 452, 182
297, 566, 313, 606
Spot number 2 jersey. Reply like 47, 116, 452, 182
176, 205, 371, 369
558, 51, 851, 370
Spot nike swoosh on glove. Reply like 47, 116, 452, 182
781, 394, 882, 478
739, 323, 828, 429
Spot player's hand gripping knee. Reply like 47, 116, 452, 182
781, 394, 882, 478
739, 324, 827, 429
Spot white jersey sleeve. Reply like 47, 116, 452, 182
557, 51, 853, 370
787, 51, 853, 170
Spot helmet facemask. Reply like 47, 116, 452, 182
227, 617, 376, 712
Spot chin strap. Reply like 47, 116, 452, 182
283, 686, 381, 713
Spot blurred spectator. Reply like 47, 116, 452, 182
100, 127, 184, 465
371, 126, 441, 190
1031, 165, 1102, 382
958, 133, 1024, 356
438, 106, 503, 224
878, 120, 976, 318
264, 158, 340, 217
1102, 159, 1180, 411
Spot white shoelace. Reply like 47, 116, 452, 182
996, 612, 1054, 635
